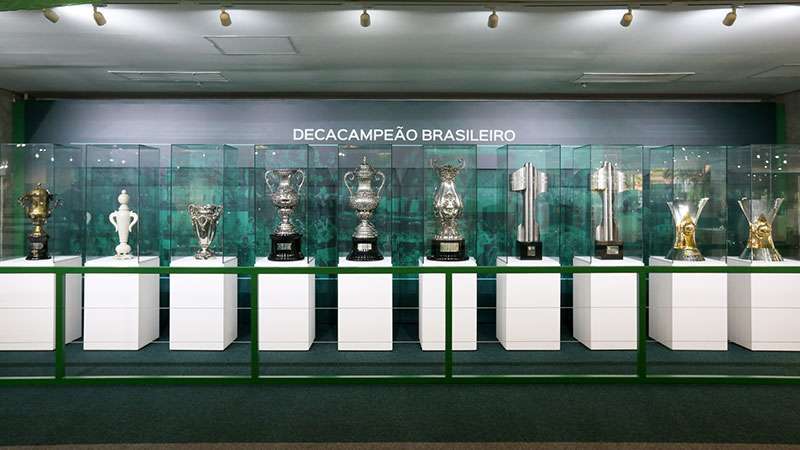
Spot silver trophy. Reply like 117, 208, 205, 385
265, 168, 305, 261
188, 203, 223, 260
510, 162, 547, 259
665, 198, 708, 261
591, 161, 626, 259
738, 197, 783, 262
429, 158, 467, 261
344, 156, 386, 261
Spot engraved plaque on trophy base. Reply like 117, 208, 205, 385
269, 233, 304, 261
347, 236, 383, 262
429, 238, 467, 262
516, 240, 542, 260
26, 234, 51, 260
595, 241, 624, 260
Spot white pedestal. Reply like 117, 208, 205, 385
84, 256, 160, 351
728, 257, 800, 351
496, 257, 560, 350
338, 257, 393, 351
169, 256, 237, 351
419, 257, 477, 351
0, 256, 83, 351
648, 256, 728, 350
573, 256, 642, 350
256, 257, 315, 351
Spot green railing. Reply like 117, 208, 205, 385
2, 264, 800, 385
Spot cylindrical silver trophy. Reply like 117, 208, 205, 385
344, 156, 386, 261
188, 203, 223, 260
591, 161, 626, 259
509, 162, 547, 260
738, 197, 783, 262
265, 168, 305, 261
429, 158, 468, 261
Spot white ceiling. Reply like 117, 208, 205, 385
1, 3, 800, 96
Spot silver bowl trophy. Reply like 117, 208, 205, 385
188, 203, 223, 260
738, 197, 783, 262
344, 156, 386, 261
429, 159, 468, 261
591, 161, 626, 259
265, 168, 305, 261
109, 189, 139, 259
510, 162, 547, 260
665, 198, 708, 261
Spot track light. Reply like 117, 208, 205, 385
360, 9, 370, 27
42, 8, 59, 23
620, 8, 633, 27
93, 5, 106, 27
220, 8, 231, 27
487, 9, 499, 28
723, 6, 737, 26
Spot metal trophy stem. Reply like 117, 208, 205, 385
188, 203, 223, 260
429, 158, 468, 261
266, 168, 305, 261
665, 198, 708, 261
18, 183, 61, 260
108, 189, 139, 259
738, 197, 783, 262
344, 156, 385, 261
510, 162, 547, 260
591, 161, 625, 259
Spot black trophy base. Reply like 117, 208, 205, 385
25, 234, 51, 261
428, 239, 468, 262
347, 236, 384, 262
595, 241, 624, 260
268, 233, 304, 262
517, 240, 543, 260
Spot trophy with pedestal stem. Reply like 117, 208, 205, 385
429, 159, 468, 261
108, 189, 139, 259
344, 156, 386, 261
188, 203, 223, 260
265, 168, 305, 261
18, 183, 61, 260
510, 162, 547, 260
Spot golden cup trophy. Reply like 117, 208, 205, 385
18, 183, 61, 260
665, 198, 708, 262
738, 197, 783, 262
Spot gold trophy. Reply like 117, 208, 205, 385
738, 197, 783, 262
18, 183, 61, 260
665, 198, 708, 261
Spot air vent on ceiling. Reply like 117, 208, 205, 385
750, 64, 800, 79
109, 71, 228, 83
205, 36, 298, 55
574, 72, 695, 84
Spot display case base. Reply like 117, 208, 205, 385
648, 256, 727, 351
573, 256, 642, 350
346, 236, 383, 261
594, 241, 624, 260
256, 257, 315, 351
338, 257, 393, 351
0, 256, 82, 351
516, 241, 543, 260
428, 239, 467, 262
496, 257, 560, 350
169, 256, 238, 351
419, 257, 477, 351
728, 257, 800, 351
268, 233, 304, 262
83, 256, 160, 351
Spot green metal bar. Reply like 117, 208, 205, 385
11, 98, 25, 142
250, 274, 259, 380
54, 272, 65, 379
445, 272, 453, 379
637, 271, 647, 379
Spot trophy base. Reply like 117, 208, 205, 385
740, 247, 783, 262
347, 236, 383, 262
516, 240, 543, 260
594, 241, 624, 260
665, 247, 705, 262
269, 233, 304, 262
25, 235, 51, 261
428, 239, 468, 262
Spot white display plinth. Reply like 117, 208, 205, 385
648, 256, 727, 350
728, 257, 800, 351
84, 256, 160, 351
169, 256, 237, 351
338, 257, 393, 351
0, 256, 83, 351
419, 257, 477, 351
496, 257, 560, 350
256, 257, 315, 351
573, 256, 643, 350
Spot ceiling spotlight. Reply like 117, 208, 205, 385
723, 6, 737, 26
488, 9, 499, 29
42, 8, 59, 23
93, 5, 106, 26
620, 8, 633, 27
220, 8, 232, 27
360, 8, 371, 27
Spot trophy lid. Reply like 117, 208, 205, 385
354, 156, 376, 179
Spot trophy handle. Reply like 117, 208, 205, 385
264, 170, 276, 194
128, 211, 139, 232
294, 169, 305, 193
344, 171, 355, 196
375, 170, 386, 197
108, 211, 119, 232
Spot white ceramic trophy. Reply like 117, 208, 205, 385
108, 189, 139, 259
